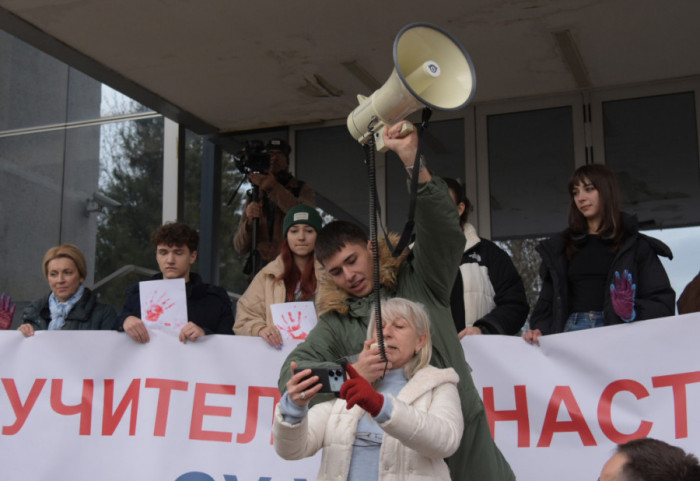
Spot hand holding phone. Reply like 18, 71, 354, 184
293, 364, 347, 395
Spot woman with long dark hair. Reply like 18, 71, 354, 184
523, 164, 675, 345
234, 204, 322, 348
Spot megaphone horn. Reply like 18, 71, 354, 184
347, 22, 477, 151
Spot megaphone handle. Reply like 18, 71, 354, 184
397, 122, 415, 137
374, 132, 388, 153
373, 122, 415, 152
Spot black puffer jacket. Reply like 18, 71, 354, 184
530, 213, 675, 335
21, 287, 117, 331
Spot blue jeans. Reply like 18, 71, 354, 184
564, 311, 605, 332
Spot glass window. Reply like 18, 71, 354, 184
101, 85, 154, 118
487, 106, 576, 239
296, 125, 367, 228
0, 30, 140, 131
65, 69, 102, 123
183, 130, 203, 228
95, 116, 164, 309
602, 92, 700, 229
219, 149, 254, 296
1, 129, 73, 297
386, 118, 465, 232
0, 30, 75, 131
1, 29, 161, 313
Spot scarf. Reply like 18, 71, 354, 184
48, 285, 85, 330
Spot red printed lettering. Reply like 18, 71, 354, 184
190, 383, 236, 442
1, 378, 47, 435
537, 386, 596, 447
49, 379, 94, 435
102, 379, 141, 436
652, 371, 700, 438
482, 385, 530, 447
597, 379, 652, 443
144, 378, 189, 436
237, 386, 282, 444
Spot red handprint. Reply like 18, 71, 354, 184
279, 311, 307, 340
145, 291, 174, 323
0, 293, 16, 330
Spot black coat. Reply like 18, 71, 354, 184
116, 273, 235, 335
530, 214, 676, 335
21, 287, 116, 331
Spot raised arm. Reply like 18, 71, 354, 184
381, 121, 464, 304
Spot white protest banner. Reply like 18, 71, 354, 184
139, 278, 188, 332
2, 313, 699, 480
0, 330, 319, 481
463, 313, 700, 481
269, 301, 317, 340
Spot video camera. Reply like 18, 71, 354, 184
233, 140, 270, 174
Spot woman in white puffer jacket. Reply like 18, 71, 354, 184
273, 298, 463, 481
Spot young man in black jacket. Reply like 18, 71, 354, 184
116, 222, 234, 343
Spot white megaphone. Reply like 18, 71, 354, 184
347, 23, 476, 151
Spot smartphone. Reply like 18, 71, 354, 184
294, 364, 347, 394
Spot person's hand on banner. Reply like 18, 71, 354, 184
610, 270, 636, 322
124, 316, 150, 343
522, 328, 543, 346
179, 322, 205, 344
259, 324, 283, 349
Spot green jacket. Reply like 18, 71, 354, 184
279, 178, 515, 480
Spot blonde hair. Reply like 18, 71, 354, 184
42, 244, 87, 280
368, 298, 432, 379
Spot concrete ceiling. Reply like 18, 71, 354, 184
1, 0, 699, 135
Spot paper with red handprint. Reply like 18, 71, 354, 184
270, 301, 317, 340
138, 279, 188, 332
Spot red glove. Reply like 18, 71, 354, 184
340, 363, 384, 417
0, 293, 16, 330
610, 270, 637, 322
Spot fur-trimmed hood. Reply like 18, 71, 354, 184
316, 233, 409, 316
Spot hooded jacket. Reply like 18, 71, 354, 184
273, 366, 462, 481
530, 213, 675, 334
278, 178, 515, 481
21, 287, 116, 331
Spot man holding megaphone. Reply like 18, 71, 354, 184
279, 119, 515, 481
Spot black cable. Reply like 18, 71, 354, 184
364, 125, 389, 375
383, 108, 432, 257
